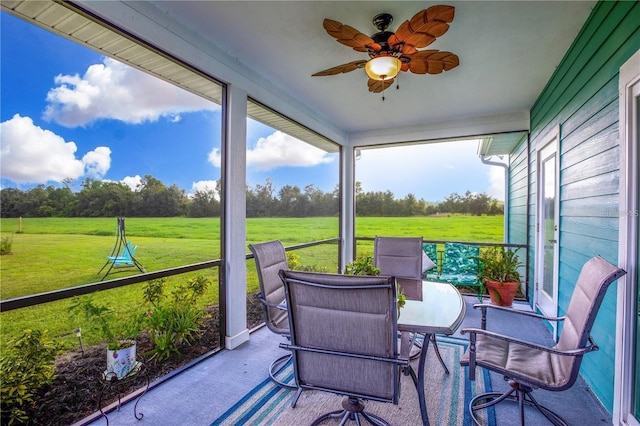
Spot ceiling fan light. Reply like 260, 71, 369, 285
365, 56, 401, 81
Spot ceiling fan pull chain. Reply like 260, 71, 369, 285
382, 78, 386, 101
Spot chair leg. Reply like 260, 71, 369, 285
469, 380, 569, 426
310, 397, 390, 426
411, 333, 449, 374
269, 352, 297, 390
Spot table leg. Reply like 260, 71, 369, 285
417, 333, 431, 426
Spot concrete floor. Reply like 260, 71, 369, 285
78, 296, 612, 426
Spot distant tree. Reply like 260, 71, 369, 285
74, 179, 133, 217
0, 188, 27, 217
133, 175, 186, 217
246, 178, 276, 217
277, 185, 306, 217
188, 188, 220, 217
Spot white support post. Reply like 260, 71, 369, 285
342, 143, 355, 267
224, 85, 250, 349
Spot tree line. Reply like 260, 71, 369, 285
0, 176, 503, 218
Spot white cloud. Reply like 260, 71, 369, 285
247, 131, 333, 171
487, 165, 506, 201
208, 130, 334, 171
356, 140, 493, 201
121, 175, 143, 191
208, 148, 222, 168
190, 180, 220, 199
82, 146, 111, 179
43, 57, 215, 127
0, 114, 110, 184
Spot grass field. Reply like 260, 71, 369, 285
0, 215, 503, 347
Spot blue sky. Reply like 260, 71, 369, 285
1, 12, 503, 202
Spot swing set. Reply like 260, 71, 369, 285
99, 217, 145, 280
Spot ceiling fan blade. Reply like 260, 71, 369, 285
323, 19, 379, 53
389, 5, 455, 50
407, 50, 459, 74
312, 60, 368, 76
367, 78, 394, 93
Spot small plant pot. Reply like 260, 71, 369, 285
106, 339, 137, 379
485, 280, 519, 307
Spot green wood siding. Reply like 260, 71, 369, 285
524, 0, 640, 413
508, 137, 529, 246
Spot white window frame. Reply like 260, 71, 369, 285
614, 48, 640, 426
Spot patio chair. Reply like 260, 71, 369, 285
374, 236, 449, 372
248, 240, 296, 389
461, 255, 626, 425
279, 270, 409, 426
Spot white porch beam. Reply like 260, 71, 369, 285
348, 111, 530, 147
223, 85, 250, 350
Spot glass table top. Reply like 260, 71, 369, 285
397, 280, 466, 335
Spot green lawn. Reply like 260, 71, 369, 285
0, 215, 503, 347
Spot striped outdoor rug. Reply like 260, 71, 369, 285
211, 336, 495, 426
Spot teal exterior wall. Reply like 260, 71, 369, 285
520, 1, 640, 413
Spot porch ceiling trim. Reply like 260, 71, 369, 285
348, 111, 530, 149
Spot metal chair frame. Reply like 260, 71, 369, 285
461, 256, 626, 425
249, 240, 296, 390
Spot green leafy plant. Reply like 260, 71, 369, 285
344, 255, 380, 276
68, 296, 140, 351
1, 234, 13, 255
142, 276, 211, 362
476, 246, 522, 283
286, 252, 302, 270
0, 329, 59, 425
476, 246, 522, 305
286, 252, 328, 272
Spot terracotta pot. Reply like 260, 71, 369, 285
485, 280, 519, 307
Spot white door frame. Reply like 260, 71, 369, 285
534, 126, 560, 336
614, 48, 640, 426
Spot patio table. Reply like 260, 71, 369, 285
397, 279, 466, 426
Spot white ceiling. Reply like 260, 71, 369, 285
148, 1, 595, 135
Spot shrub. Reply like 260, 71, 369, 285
286, 252, 329, 272
0, 329, 59, 425
68, 296, 142, 351
1, 234, 13, 255
344, 255, 380, 276
142, 276, 211, 362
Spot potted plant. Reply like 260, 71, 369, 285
477, 246, 522, 307
69, 297, 140, 379
344, 255, 406, 314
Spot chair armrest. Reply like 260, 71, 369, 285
257, 294, 287, 311
461, 327, 599, 357
472, 303, 565, 329
461, 327, 598, 381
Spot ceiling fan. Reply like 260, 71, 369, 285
312, 5, 459, 95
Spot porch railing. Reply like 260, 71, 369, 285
355, 237, 529, 301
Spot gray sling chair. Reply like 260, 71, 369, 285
373, 236, 449, 373
248, 240, 296, 389
279, 270, 410, 426
461, 256, 626, 425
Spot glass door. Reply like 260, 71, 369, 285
536, 138, 559, 325
632, 87, 640, 424
618, 49, 640, 426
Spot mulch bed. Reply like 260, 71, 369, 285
23, 293, 265, 426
